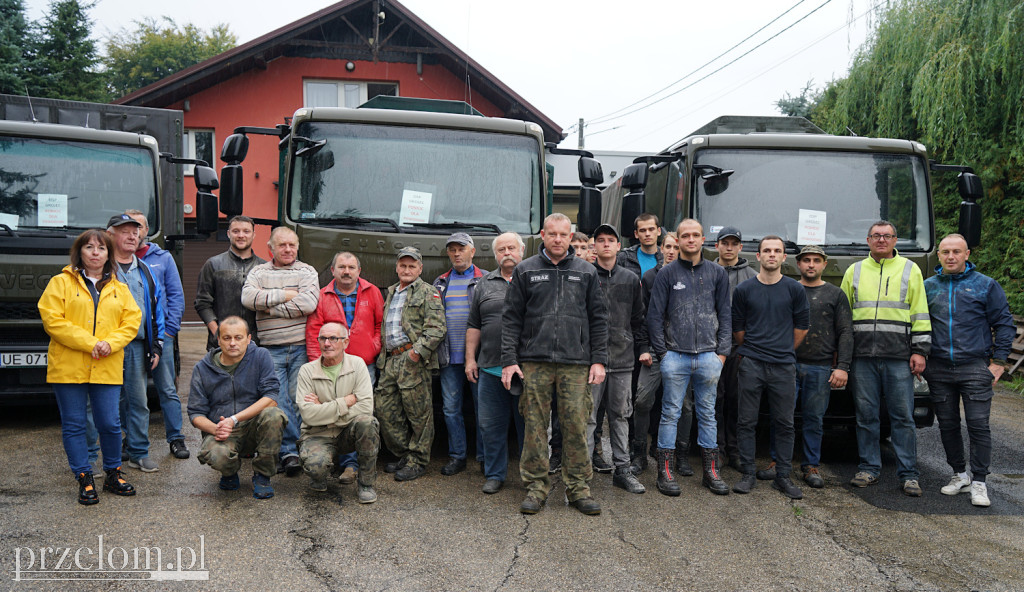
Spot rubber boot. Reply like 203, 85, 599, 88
656, 448, 681, 497
675, 444, 694, 477
701, 447, 730, 495
629, 442, 647, 476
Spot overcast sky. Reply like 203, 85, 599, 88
24, 0, 879, 153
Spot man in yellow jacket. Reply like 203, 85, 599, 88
841, 220, 931, 497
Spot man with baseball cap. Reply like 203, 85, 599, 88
433, 233, 486, 476
375, 247, 446, 482
757, 244, 853, 488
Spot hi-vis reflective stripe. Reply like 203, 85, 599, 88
910, 313, 930, 321
911, 334, 932, 343
853, 324, 908, 333
854, 300, 910, 309
852, 261, 862, 302
898, 260, 913, 302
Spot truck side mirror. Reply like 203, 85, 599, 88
221, 133, 249, 164
576, 157, 604, 235
219, 165, 243, 217
957, 172, 983, 248
195, 192, 219, 234
193, 165, 219, 192
620, 163, 648, 240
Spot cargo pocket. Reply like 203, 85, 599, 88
397, 353, 424, 389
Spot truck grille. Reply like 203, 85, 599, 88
0, 303, 43, 321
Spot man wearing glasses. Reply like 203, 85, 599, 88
296, 322, 380, 504
840, 221, 931, 497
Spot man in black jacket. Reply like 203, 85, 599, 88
587, 224, 646, 494
195, 215, 266, 350
616, 213, 663, 278
502, 213, 609, 516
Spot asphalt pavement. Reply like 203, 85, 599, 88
2, 326, 1023, 591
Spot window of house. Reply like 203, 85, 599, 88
304, 80, 398, 108
183, 129, 215, 176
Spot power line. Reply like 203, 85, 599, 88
587, 0, 810, 125
589, 0, 836, 128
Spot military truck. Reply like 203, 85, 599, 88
596, 115, 984, 429
0, 94, 219, 404
218, 98, 602, 287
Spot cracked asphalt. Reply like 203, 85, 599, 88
2, 326, 1023, 591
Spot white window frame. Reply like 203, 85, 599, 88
183, 129, 216, 176
303, 80, 399, 108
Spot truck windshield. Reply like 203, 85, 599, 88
692, 148, 931, 251
287, 122, 542, 235
0, 135, 158, 232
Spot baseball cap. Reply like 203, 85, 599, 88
716, 226, 741, 242
396, 246, 422, 262
592, 224, 619, 241
107, 214, 141, 229
446, 232, 474, 247
796, 244, 828, 261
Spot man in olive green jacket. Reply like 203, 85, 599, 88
296, 322, 379, 503
375, 247, 447, 482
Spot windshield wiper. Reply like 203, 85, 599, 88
406, 221, 502, 233
308, 216, 401, 232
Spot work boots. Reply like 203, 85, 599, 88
613, 466, 646, 494
656, 448, 681, 496
629, 442, 647, 476
675, 445, 694, 477
701, 447, 730, 495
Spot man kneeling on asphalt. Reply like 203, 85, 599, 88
296, 322, 380, 504
188, 316, 286, 499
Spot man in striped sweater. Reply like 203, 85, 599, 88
242, 227, 320, 476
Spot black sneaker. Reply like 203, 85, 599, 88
395, 463, 426, 482
548, 450, 562, 474
169, 439, 190, 459
755, 461, 777, 480
733, 473, 757, 494
384, 457, 408, 474
103, 466, 136, 496
441, 457, 467, 476
77, 472, 99, 505
772, 476, 804, 500
591, 451, 613, 474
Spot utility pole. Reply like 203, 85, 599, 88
578, 118, 584, 149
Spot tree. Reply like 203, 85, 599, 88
32, 0, 105, 101
792, 0, 1024, 313
774, 80, 820, 118
0, 0, 33, 95
105, 17, 236, 98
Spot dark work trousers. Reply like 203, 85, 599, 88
736, 357, 796, 478
923, 357, 994, 482
716, 352, 741, 459
549, 385, 562, 452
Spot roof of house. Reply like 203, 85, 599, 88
114, 0, 565, 143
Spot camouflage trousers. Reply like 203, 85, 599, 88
374, 351, 434, 468
520, 362, 593, 502
196, 407, 286, 478
298, 415, 380, 486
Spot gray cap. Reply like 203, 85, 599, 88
796, 244, 828, 261
716, 226, 741, 242
396, 246, 422, 262
446, 232, 474, 247
107, 214, 141, 229
592, 223, 619, 240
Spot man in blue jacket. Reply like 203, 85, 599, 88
647, 218, 732, 497
924, 234, 1016, 508
128, 210, 189, 460
188, 316, 285, 499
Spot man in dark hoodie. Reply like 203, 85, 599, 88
616, 213, 663, 278
188, 316, 285, 499
713, 226, 756, 468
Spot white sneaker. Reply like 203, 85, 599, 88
940, 474, 970, 495
971, 482, 991, 507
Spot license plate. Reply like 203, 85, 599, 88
0, 352, 47, 368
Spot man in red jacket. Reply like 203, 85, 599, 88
305, 251, 384, 483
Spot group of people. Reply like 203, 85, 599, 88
41, 211, 1015, 513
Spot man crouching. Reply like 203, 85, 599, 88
297, 322, 380, 504
188, 316, 286, 499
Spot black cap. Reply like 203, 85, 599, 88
107, 214, 141, 229
592, 224, 619, 240
716, 226, 741, 242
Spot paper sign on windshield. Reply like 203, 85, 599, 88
38, 194, 68, 227
797, 209, 826, 245
0, 213, 18, 230
398, 184, 433, 225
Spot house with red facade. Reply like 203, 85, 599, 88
116, 0, 563, 323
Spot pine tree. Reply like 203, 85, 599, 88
33, 0, 106, 101
0, 0, 32, 95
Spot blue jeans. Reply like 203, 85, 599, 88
851, 357, 918, 480
120, 341, 151, 461
152, 340, 184, 442
266, 344, 305, 459
54, 383, 122, 474
477, 372, 525, 481
795, 363, 832, 467
658, 351, 722, 450
338, 365, 377, 470
439, 364, 480, 460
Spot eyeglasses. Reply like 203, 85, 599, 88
868, 233, 896, 241
317, 336, 348, 343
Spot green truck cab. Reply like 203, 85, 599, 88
0, 95, 217, 403
597, 116, 984, 429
